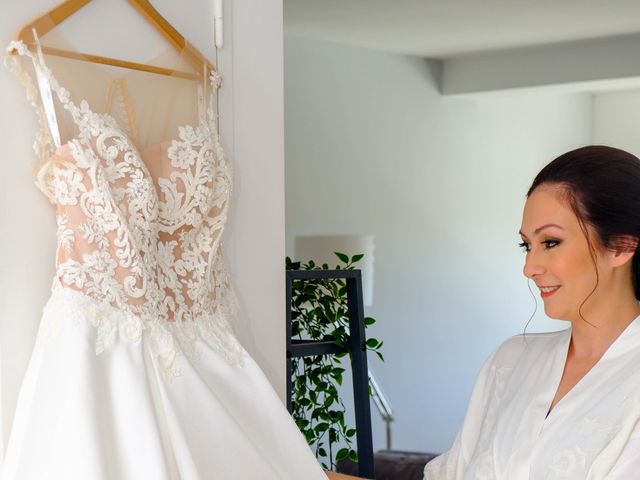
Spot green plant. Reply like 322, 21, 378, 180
286, 252, 384, 470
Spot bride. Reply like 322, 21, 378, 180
328, 146, 640, 479
425, 145, 640, 478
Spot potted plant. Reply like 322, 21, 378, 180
286, 252, 384, 470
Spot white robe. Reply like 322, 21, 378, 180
424, 315, 640, 479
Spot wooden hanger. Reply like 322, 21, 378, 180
9, 0, 213, 81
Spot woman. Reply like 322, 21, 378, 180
424, 145, 640, 479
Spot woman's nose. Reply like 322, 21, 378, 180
523, 252, 545, 279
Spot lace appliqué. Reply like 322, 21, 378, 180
6, 40, 245, 378
39, 286, 244, 376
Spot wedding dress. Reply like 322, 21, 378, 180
2, 39, 327, 480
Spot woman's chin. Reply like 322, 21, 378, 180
542, 304, 566, 321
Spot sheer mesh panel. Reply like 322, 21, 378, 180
6, 38, 236, 328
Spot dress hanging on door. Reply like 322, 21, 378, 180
2, 39, 327, 480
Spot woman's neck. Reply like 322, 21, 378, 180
569, 293, 640, 360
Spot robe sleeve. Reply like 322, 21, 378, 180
423, 345, 504, 480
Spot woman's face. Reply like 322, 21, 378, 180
519, 185, 603, 321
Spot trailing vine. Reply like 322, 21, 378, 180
286, 252, 384, 470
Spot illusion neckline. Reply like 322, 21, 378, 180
8, 39, 221, 187
51, 138, 175, 163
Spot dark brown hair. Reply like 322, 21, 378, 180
527, 145, 640, 301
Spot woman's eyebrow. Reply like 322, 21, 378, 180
519, 223, 564, 237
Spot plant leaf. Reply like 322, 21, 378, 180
334, 252, 349, 263
336, 448, 349, 461
348, 450, 359, 462
315, 422, 330, 433
366, 338, 379, 348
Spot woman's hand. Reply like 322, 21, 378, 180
325, 472, 367, 479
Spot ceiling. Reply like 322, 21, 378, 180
284, 0, 640, 58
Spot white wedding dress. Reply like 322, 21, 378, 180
2, 39, 327, 480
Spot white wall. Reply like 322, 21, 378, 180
592, 89, 640, 157
285, 35, 592, 453
0, 0, 285, 454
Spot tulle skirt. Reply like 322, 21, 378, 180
1, 287, 326, 480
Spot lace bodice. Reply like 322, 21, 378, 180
5, 40, 244, 377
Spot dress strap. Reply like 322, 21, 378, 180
208, 67, 222, 135
197, 62, 207, 125
197, 63, 222, 134
5, 39, 56, 173
30, 30, 61, 148
5, 35, 81, 141
6, 38, 78, 113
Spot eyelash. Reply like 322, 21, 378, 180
518, 240, 561, 253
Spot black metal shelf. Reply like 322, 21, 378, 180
286, 269, 374, 479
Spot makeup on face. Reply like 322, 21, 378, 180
519, 187, 599, 321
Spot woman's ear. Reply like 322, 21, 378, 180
608, 235, 639, 268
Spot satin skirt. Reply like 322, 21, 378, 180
1, 287, 326, 480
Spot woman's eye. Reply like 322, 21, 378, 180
519, 239, 560, 252
543, 240, 561, 249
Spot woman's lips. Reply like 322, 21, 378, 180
540, 286, 560, 298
